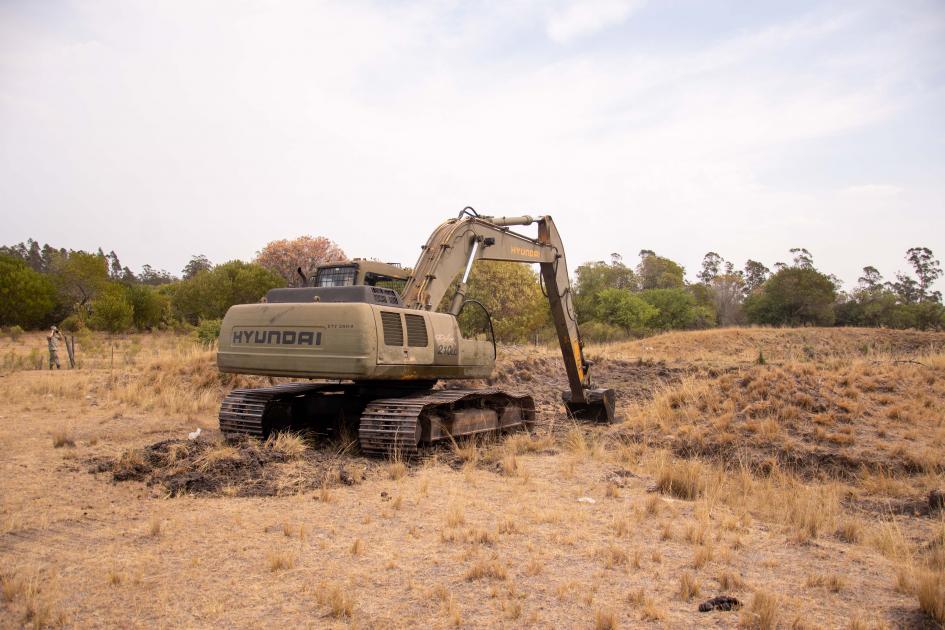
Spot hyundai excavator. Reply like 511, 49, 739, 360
216, 209, 615, 456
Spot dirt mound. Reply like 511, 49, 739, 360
90, 435, 379, 497
617, 357, 945, 481
447, 354, 690, 422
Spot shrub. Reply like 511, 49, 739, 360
7, 325, 24, 341
125, 284, 169, 330
640, 288, 706, 330
595, 288, 658, 334
88, 285, 134, 333
196, 319, 222, 346
59, 314, 85, 332
580, 320, 631, 343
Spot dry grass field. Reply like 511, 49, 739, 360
1, 327, 944, 629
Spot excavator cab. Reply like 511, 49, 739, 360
311, 260, 409, 290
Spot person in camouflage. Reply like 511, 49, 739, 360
47, 325, 63, 369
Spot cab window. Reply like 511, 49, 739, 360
365, 272, 406, 293
315, 266, 357, 287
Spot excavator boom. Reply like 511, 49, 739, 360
402, 210, 615, 421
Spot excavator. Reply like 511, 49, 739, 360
216, 209, 616, 456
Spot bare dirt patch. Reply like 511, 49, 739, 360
481, 354, 689, 421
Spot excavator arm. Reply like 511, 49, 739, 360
402, 210, 616, 422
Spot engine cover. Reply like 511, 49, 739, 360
217, 302, 494, 381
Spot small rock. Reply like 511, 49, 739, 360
929, 489, 944, 512
699, 596, 741, 612
339, 467, 355, 485
577, 497, 596, 504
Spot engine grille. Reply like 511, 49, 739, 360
404, 314, 428, 347
380, 311, 404, 346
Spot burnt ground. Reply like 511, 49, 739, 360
89, 437, 382, 498
88, 352, 943, 521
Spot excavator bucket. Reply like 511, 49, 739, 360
562, 388, 617, 423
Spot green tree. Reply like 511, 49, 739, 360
171, 261, 284, 324
790, 247, 814, 269
640, 288, 708, 329
139, 264, 176, 286
744, 267, 837, 326
697, 252, 723, 284
688, 283, 719, 325
593, 288, 657, 335
182, 254, 213, 280
903, 301, 945, 330
858, 266, 883, 291
904, 247, 942, 303
88, 285, 134, 333
573, 256, 637, 322
744, 259, 771, 297
125, 284, 169, 330
51, 251, 110, 309
455, 261, 548, 343
637, 251, 685, 289
0, 254, 58, 328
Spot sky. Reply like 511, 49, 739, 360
1, 0, 943, 291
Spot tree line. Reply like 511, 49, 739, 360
1, 236, 942, 342
565, 246, 944, 341
453, 246, 944, 342
0, 236, 343, 334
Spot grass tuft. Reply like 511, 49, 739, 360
267, 551, 294, 572
915, 569, 944, 624
739, 590, 779, 630
656, 459, 706, 500
265, 432, 307, 458
464, 559, 507, 581
51, 432, 75, 448
678, 571, 700, 601
594, 607, 618, 630
386, 460, 407, 480
315, 581, 354, 619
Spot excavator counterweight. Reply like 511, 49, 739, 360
216, 210, 616, 454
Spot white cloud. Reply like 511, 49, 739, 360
546, 0, 645, 44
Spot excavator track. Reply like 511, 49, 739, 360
219, 382, 340, 437
220, 383, 535, 456
358, 388, 535, 457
